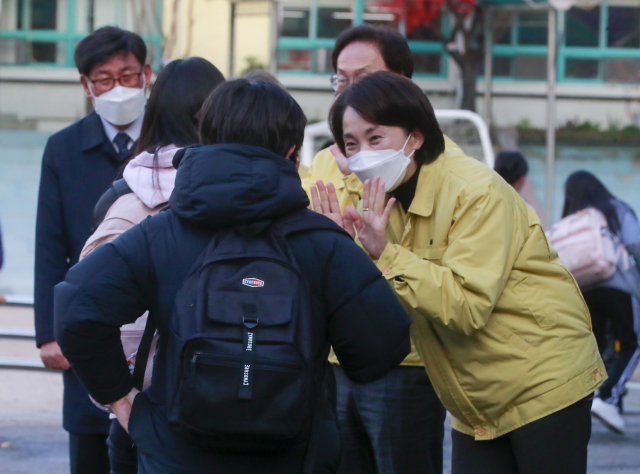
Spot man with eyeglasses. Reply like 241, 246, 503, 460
302, 25, 414, 212
34, 26, 151, 474
302, 24, 447, 474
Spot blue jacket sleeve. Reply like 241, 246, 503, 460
314, 231, 412, 383
34, 140, 69, 347
55, 224, 151, 405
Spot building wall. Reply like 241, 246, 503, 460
162, 0, 231, 73
161, 0, 272, 77
281, 65, 640, 128
233, 1, 271, 76
3, 0, 640, 133
0, 68, 86, 132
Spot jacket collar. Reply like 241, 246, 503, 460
407, 158, 439, 218
80, 111, 119, 161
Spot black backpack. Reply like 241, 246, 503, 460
134, 209, 348, 470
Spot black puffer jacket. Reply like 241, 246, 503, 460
55, 144, 411, 473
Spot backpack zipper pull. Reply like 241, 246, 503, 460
190, 352, 201, 389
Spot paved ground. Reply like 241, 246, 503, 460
1, 305, 639, 473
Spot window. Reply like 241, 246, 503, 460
486, 4, 640, 84
282, 2, 310, 38
277, 49, 312, 71
486, 13, 548, 81
566, 7, 599, 47
318, 0, 353, 38
517, 13, 547, 46
277, 0, 447, 77
493, 13, 513, 46
412, 53, 441, 75
0, 0, 164, 69
493, 56, 511, 77
0, 0, 65, 65
608, 6, 640, 48
604, 58, 640, 83
565, 58, 600, 79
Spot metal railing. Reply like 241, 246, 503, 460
300, 110, 495, 169
0, 295, 35, 306
0, 295, 52, 372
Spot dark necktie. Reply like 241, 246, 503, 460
113, 132, 133, 162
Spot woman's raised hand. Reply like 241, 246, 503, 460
310, 180, 348, 232
343, 177, 395, 260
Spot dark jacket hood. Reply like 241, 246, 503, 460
169, 144, 309, 228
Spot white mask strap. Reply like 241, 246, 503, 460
85, 77, 97, 99
402, 134, 415, 158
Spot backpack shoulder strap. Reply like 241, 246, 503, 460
272, 208, 351, 239
93, 179, 133, 229
132, 312, 157, 391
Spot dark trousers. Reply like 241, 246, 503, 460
451, 398, 592, 474
333, 364, 446, 474
583, 287, 640, 404
107, 419, 138, 474
69, 432, 110, 474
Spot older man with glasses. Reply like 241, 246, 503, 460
302, 24, 448, 474
34, 25, 151, 474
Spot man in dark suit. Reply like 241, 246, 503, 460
35, 26, 151, 474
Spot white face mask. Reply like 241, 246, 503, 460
87, 80, 146, 126
347, 134, 415, 193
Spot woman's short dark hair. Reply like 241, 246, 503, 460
136, 57, 225, 155
494, 151, 529, 185
329, 72, 444, 165
74, 26, 147, 76
332, 25, 414, 79
562, 170, 622, 234
199, 78, 307, 162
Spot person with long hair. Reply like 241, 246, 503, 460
80, 57, 225, 474
562, 170, 640, 434
313, 71, 604, 474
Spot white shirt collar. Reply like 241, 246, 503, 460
100, 110, 145, 148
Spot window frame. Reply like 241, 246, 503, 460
0, 0, 164, 69
485, 0, 640, 84
276, 0, 450, 79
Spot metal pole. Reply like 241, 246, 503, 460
544, 8, 556, 229
229, 1, 236, 77
88, 0, 96, 32
269, 0, 278, 76
483, 10, 493, 129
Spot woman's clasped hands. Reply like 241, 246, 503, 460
310, 176, 395, 260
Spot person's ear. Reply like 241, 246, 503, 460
512, 175, 527, 192
143, 64, 152, 88
410, 129, 424, 152
80, 76, 92, 99
285, 145, 296, 161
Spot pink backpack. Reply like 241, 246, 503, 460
547, 208, 628, 286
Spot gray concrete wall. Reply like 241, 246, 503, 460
282, 73, 640, 129
3, 66, 640, 134
0, 67, 86, 133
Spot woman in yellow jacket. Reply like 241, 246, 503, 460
315, 71, 605, 474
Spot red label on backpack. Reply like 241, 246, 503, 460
242, 278, 264, 288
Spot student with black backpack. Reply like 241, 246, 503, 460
80, 57, 225, 474
54, 78, 412, 473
